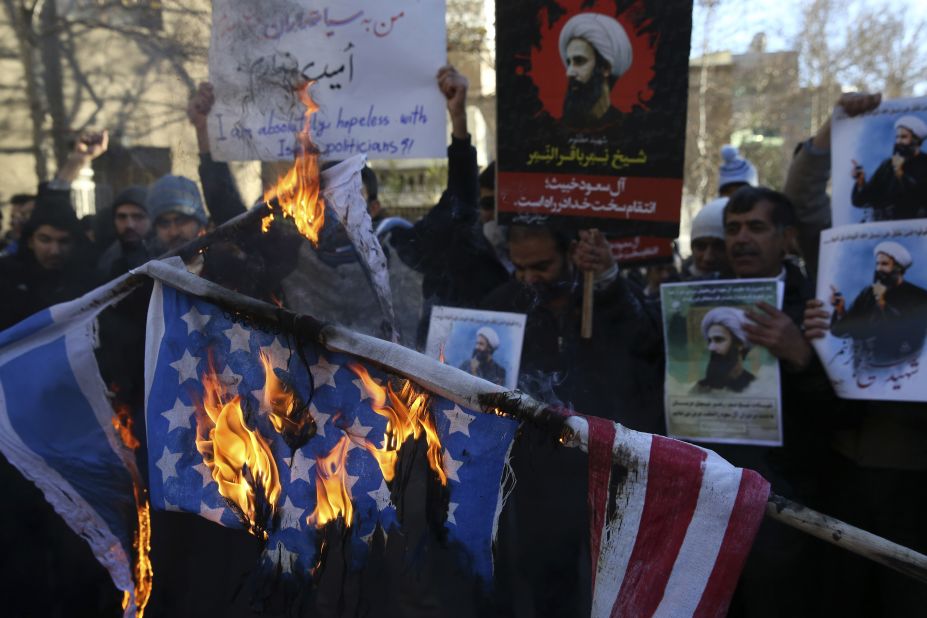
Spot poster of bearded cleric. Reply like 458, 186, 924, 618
496, 0, 692, 238
831, 96, 927, 227
424, 306, 527, 390
814, 221, 927, 401
661, 279, 784, 446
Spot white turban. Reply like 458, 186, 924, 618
895, 115, 927, 141
874, 241, 913, 270
690, 197, 729, 243
559, 13, 633, 78
700, 307, 751, 353
477, 326, 501, 351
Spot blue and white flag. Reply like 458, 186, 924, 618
145, 275, 518, 588
0, 275, 147, 616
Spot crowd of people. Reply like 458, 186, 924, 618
0, 61, 924, 617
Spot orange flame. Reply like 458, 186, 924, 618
111, 402, 140, 450
262, 83, 325, 244
121, 493, 153, 618
259, 350, 298, 434
108, 396, 152, 618
307, 436, 354, 528
348, 364, 447, 486
195, 358, 282, 540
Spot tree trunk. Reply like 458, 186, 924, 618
2, 0, 50, 180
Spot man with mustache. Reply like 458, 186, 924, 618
694, 307, 755, 393
851, 115, 927, 221
829, 241, 927, 368
459, 325, 506, 386
719, 186, 841, 615
558, 13, 632, 131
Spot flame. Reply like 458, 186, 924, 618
438, 342, 446, 364
348, 364, 447, 486
108, 394, 151, 617
307, 436, 354, 528
262, 83, 325, 244
121, 492, 153, 617
259, 350, 298, 434
111, 401, 140, 450
195, 358, 282, 540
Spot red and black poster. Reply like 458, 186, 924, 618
496, 0, 692, 238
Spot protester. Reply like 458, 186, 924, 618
684, 196, 730, 279
390, 66, 510, 345
718, 144, 759, 197
489, 222, 663, 617
796, 95, 927, 616
0, 193, 97, 330
716, 186, 844, 616
96, 185, 150, 278
1, 193, 36, 256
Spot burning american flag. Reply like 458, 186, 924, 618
143, 274, 518, 597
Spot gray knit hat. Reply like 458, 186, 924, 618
146, 175, 207, 226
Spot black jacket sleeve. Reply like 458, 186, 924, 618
198, 153, 247, 225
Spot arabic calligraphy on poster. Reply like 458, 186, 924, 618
208, 1, 446, 161
497, 172, 682, 224
814, 220, 927, 401
608, 235, 674, 265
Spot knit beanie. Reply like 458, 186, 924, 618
146, 175, 207, 226
111, 185, 148, 217
690, 197, 728, 243
718, 145, 758, 192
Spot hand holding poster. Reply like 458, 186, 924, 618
496, 0, 692, 238
661, 279, 784, 446
813, 220, 927, 401
831, 96, 927, 226
424, 306, 527, 390
208, 0, 446, 161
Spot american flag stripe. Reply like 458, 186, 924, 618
692, 470, 770, 618
611, 436, 707, 616
590, 425, 653, 618
652, 451, 741, 617
586, 417, 770, 618
588, 415, 617, 598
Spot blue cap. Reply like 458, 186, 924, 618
146, 175, 207, 226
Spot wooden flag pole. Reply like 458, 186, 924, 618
581, 271, 594, 339
765, 493, 927, 584
136, 261, 927, 586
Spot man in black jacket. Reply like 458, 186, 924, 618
390, 66, 510, 347
487, 222, 663, 618
0, 194, 97, 330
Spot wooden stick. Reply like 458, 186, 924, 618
137, 262, 927, 584
581, 270, 594, 339
766, 493, 927, 584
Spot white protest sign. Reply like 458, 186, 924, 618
208, 0, 447, 161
